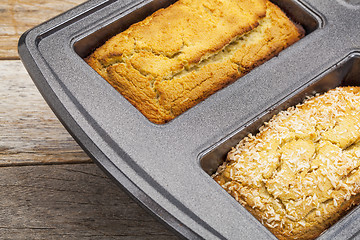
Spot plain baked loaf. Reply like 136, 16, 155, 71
213, 87, 360, 240
86, 0, 304, 124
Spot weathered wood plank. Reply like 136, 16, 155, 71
0, 0, 86, 59
0, 60, 91, 165
0, 1, 180, 239
0, 163, 178, 239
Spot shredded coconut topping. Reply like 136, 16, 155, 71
213, 87, 360, 239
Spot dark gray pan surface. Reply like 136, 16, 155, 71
18, 0, 360, 239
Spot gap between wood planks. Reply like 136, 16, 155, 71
0, 1, 178, 238
0, 60, 91, 166
1, 0, 90, 165
0, 163, 178, 239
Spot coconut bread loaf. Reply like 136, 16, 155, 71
213, 87, 360, 240
86, 0, 304, 124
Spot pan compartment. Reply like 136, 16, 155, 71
200, 53, 360, 175
200, 52, 360, 239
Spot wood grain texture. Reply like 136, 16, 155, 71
0, 60, 91, 165
0, 0, 86, 59
0, 1, 179, 239
0, 163, 178, 240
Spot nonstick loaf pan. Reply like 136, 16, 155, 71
18, 0, 360, 239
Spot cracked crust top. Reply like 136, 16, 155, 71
213, 87, 360, 240
86, 0, 304, 124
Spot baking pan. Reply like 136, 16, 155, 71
18, 0, 360, 239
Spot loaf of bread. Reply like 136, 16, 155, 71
213, 87, 360, 240
86, 0, 304, 124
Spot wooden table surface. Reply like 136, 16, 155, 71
1, 1, 179, 239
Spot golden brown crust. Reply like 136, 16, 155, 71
213, 87, 360, 240
86, 0, 304, 124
